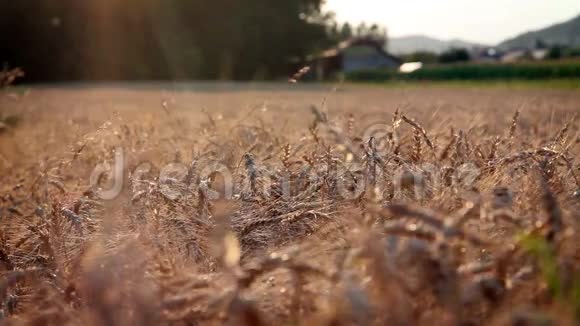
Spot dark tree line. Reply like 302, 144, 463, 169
0, 1, 338, 81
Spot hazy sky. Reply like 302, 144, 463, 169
324, 0, 580, 44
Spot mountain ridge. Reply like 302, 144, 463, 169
388, 35, 485, 55
498, 14, 580, 50
388, 14, 580, 55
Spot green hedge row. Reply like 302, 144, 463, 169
346, 62, 580, 81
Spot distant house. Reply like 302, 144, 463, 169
501, 49, 530, 63
471, 47, 503, 63
310, 38, 401, 80
500, 48, 549, 63
531, 49, 549, 60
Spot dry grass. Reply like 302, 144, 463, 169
0, 84, 579, 325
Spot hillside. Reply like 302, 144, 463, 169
388, 35, 485, 54
498, 14, 580, 50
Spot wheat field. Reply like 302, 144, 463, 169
0, 84, 579, 325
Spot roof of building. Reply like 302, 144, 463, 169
316, 37, 401, 63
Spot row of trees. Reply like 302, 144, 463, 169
402, 48, 471, 64
533, 39, 580, 58
541, 45, 580, 60
327, 22, 388, 47
3, 1, 386, 81
402, 45, 580, 65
